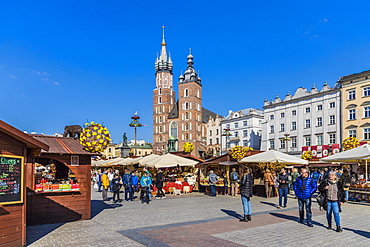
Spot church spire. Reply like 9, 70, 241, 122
155, 26, 172, 73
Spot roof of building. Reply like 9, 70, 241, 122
202, 108, 218, 123
31, 135, 99, 155
224, 108, 263, 120
0, 120, 49, 151
168, 101, 179, 119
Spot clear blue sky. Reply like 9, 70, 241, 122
1, 1, 370, 143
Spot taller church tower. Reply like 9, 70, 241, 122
153, 27, 175, 153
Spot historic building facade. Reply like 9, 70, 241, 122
220, 108, 264, 152
152, 28, 216, 156
261, 82, 341, 157
340, 69, 370, 143
205, 114, 224, 157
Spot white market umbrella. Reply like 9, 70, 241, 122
127, 154, 160, 165
143, 153, 198, 168
321, 144, 370, 181
240, 150, 308, 165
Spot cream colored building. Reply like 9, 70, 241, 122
340, 70, 370, 143
205, 115, 223, 157
101, 143, 118, 159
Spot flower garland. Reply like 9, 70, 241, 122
301, 150, 312, 160
230, 146, 247, 161
79, 121, 111, 153
245, 146, 254, 151
183, 142, 194, 153
342, 136, 359, 150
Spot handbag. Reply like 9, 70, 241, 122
316, 192, 325, 211
269, 181, 274, 186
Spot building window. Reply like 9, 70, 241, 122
305, 107, 311, 113
329, 102, 335, 108
317, 117, 322, 126
317, 105, 322, 111
329, 115, 335, 124
185, 123, 189, 131
185, 102, 189, 110
291, 137, 297, 148
209, 130, 212, 136
365, 107, 370, 118
364, 128, 370, 140
170, 122, 178, 138
159, 116, 163, 123
270, 115, 274, 120
216, 129, 219, 135
184, 88, 189, 97
226, 124, 230, 129
270, 140, 275, 150
349, 130, 357, 138
270, 125, 274, 133
280, 139, 285, 149
243, 140, 248, 147
305, 136, 311, 146
158, 97, 162, 104
292, 110, 297, 116
291, 122, 297, 130
364, 86, 370, 97
234, 122, 239, 128
159, 126, 163, 133
159, 88, 162, 94
185, 112, 189, 120
234, 131, 238, 137
209, 139, 212, 145
348, 90, 356, 100
280, 124, 285, 132
280, 112, 285, 118
216, 138, 219, 144
243, 130, 248, 137
349, 109, 356, 120
329, 134, 336, 144
243, 120, 248, 126
317, 135, 323, 146
185, 133, 189, 140
305, 119, 311, 128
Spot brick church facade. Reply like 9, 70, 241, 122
153, 28, 217, 156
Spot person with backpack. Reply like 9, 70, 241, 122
140, 172, 152, 204
318, 171, 345, 232
230, 168, 239, 196
339, 169, 351, 201
293, 168, 317, 227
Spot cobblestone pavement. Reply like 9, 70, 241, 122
27, 189, 370, 246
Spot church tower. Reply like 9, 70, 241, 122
177, 52, 205, 155
153, 27, 175, 153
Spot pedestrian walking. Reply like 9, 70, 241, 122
339, 169, 351, 201
277, 168, 290, 208
101, 169, 110, 201
140, 172, 152, 204
155, 170, 166, 199
239, 167, 253, 222
290, 168, 299, 197
222, 172, 229, 195
272, 171, 279, 198
107, 168, 114, 192
230, 168, 239, 196
96, 169, 102, 192
131, 171, 139, 199
293, 168, 317, 227
111, 174, 122, 203
319, 171, 345, 232
209, 170, 218, 197
122, 170, 133, 201
263, 169, 274, 198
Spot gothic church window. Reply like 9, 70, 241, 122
159, 88, 162, 94
170, 122, 178, 138
185, 123, 189, 131
185, 112, 189, 120
158, 97, 162, 104
159, 126, 163, 133
184, 89, 189, 97
185, 102, 189, 110
159, 116, 163, 123
185, 133, 189, 140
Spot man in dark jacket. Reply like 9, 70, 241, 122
239, 168, 253, 222
155, 170, 166, 199
122, 170, 133, 201
277, 168, 290, 208
293, 168, 317, 227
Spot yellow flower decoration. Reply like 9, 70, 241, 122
230, 145, 247, 160
342, 136, 359, 150
301, 151, 312, 160
183, 142, 195, 153
79, 122, 111, 153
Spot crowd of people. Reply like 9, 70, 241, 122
92, 167, 166, 204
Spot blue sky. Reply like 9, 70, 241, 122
1, 1, 370, 143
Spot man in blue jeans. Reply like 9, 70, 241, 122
277, 168, 290, 208
293, 168, 317, 227
209, 170, 218, 197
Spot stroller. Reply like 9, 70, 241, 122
140, 186, 150, 204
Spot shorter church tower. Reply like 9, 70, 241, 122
153, 27, 175, 153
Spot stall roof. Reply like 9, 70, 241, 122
31, 135, 99, 155
0, 120, 49, 151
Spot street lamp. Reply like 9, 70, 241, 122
221, 128, 232, 153
129, 112, 144, 156
283, 133, 291, 154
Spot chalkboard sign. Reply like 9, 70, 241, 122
0, 155, 24, 205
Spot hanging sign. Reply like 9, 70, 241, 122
0, 155, 24, 205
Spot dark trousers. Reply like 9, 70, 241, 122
102, 188, 108, 201
298, 198, 312, 223
210, 184, 216, 196
113, 191, 120, 201
278, 187, 288, 207
156, 187, 165, 197
124, 186, 132, 201
140, 188, 149, 203
97, 182, 102, 192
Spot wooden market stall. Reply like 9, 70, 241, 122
26, 135, 97, 226
0, 120, 49, 247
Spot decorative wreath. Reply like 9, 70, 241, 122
230, 145, 247, 161
301, 150, 312, 160
183, 142, 194, 153
342, 136, 359, 150
79, 121, 111, 153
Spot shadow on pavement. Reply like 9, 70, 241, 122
91, 199, 123, 218
26, 223, 64, 245
269, 212, 298, 221
346, 201, 370, 206
343, 228, 370, 239
260, 201, 278, 207
220, 209, 243, 219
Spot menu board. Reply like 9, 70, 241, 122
0, 155, 24, 205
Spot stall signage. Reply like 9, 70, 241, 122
0, 155, 24, 205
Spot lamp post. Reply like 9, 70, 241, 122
283, 133, 291, 154
129, 112, 144, 156
221, 128, 232, 153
